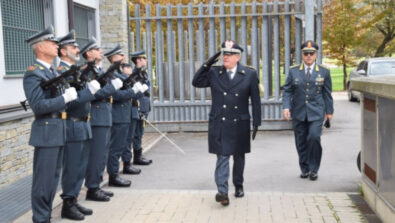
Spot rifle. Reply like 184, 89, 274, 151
96, 60, 122, 87
121, 67, 148, 90
40, 65, 80, 96
71, 60, 97, 90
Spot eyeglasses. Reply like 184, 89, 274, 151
303, 51, 316, 56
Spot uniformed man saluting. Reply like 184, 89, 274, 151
282, 40, 334, 181
23, 26, 78, 223
192, 40, 261, 206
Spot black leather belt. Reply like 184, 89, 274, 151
67, 114, 90, 122
35, 112, 67, 120
93, 96, 113, 104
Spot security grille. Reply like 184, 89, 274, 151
1, 0, 45, 75
73, 3, 96, 49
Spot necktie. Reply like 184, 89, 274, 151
227, 70, 233, 80
306, 67, 311, 80
50, 66, 57, 77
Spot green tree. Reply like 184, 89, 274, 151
368, 0, 395, 57
323, 0, 372, 90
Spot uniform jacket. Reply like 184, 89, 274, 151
89, 67, 116, 127
112, 72, 142, 124
192, 63, 262, 155
282, 63, 334, 122
23, 60, 67, 147
57, 61, 95, 142
131, 67, 151, 120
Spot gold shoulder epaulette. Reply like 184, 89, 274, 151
27, 64, 41, 71
290, 64, 300, 69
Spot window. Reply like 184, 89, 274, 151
73, 3, 96, 49
1, 0, 52, 75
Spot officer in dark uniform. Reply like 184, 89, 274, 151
192, 40, 261, 206
24, 26, 78, 223
121, 51, 153, 170
282, 40, 334, 181
56, 30, 101, 220
82, 38, 123, 201
120, 63, 142, 174
105, 44, 148, 187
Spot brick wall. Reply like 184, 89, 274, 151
0, 117, 33, 189
99, 0, 129, 68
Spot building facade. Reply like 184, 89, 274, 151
0, 0, 129, 188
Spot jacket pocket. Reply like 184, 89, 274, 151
29, 119, 65, 147
239, 114, 251, 120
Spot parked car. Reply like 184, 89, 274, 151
347, 57, 395, 101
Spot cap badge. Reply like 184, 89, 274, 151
225, 40, 234, 49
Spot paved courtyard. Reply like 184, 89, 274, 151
14, 93, 374, 223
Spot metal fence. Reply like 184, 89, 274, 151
128, 0, 322, 130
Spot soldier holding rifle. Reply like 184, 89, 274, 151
23, 26, 78, 223
56, 30, 101, 220
104, 44, 148, 187
82, 38, 123, 201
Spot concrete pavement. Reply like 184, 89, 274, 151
14, 92, 373, 223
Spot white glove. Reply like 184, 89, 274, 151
140, 84, 149, 93
62, 87, 78, 103
87, 80, 101, 95
132, 82, 143, 94
111, 78, 123, 90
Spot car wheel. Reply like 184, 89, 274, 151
357, 151, 361, 172
347, 83, 357, 102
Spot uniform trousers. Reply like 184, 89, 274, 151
85, 126, 111, 189
61, 140, 90, 199
107, 123, 130, 175
292, 118, 323, 174
32, 147, 63, 223
215, 154, 245, 194
121, 119, 137, 163
132, 119, 144, 150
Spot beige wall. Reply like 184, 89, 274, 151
99, 0, 129, 69
0, 117, 33, 189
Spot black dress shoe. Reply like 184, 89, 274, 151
86, 188, 110, 202
123, 162, 141, 174
300, 172, 310, 179
61, 198, 84, 220
74, 199, 93, 215
235, 186, 244, 198
109, 174, 131, 187
215, 193, 229, 206
133, 149, 152, 165
100, 188, 114, 197
309, 172, 318, 181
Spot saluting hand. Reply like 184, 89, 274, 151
205, 51, 221, 67
283, 109, 291, 121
